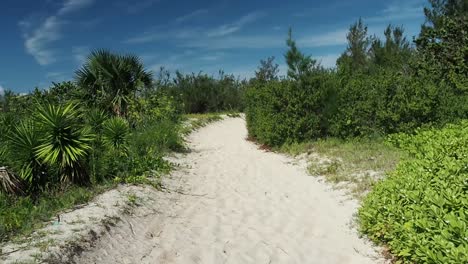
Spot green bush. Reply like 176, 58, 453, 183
245, 72, 337, 146
159, 71, 244, 114
330, 70, 440, 137
358, 121, 468, 263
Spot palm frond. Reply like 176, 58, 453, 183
34, 102, 94, 185
102, 117, 129, 154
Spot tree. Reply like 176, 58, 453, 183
369, 25, 413, 70
421, 0, 468, 33
337, 18, 370, 73
75, 50, 153, 117
416, 0, 468, 88
285, 28, 318, 80
254, 56, 279, 82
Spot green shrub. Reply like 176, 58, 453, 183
159, 71, 244, 114
358, 121, 468, 263
330, 70, 440, 137
245, 71, 337, 146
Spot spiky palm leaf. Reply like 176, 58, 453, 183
102, 117, 130, 154
86, 108, 108, 134
7, 120, 45, 187
35, 103, 93, 185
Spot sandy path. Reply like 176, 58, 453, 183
75, 117, 383, 264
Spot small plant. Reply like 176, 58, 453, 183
126, 193, 138, 206
102, 117, 130, 154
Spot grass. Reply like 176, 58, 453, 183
280, 137, 404, 199
181, 113, 223, 135
0, 182, 115, 243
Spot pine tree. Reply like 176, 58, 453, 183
255, 56, 279, 82
337, 18, 370, 73
285, 28, 317, 80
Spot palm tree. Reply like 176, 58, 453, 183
35, 103, 93, 185
75, 50, 153, 117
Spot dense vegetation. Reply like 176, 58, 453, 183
245, 1, 467, 146
0, 51, 180, 241
245, 0, 467, 262
156, 70, 245, 113
359, 121, 468, 263
0, 1, 466, 262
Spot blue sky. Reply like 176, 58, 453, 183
1, 0, 427, 93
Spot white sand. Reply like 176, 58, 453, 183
73, 117, 384, 264
0, 185, 161, 264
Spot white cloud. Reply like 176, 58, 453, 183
175, 9, 208, 24
0, 85, 5, 96
59, 0, 94, 15
181, 35, 283, 49
199, 52, 225, 61
298, 29, 348, 48
24, 16, 62, 65
181, 28, 347, 50
316, 54, 340, 68
72, 46, 89, 65
367, 0, 425, 23
124, 32, 163, 44
124, 0, 161, 14
273, 26, 282, 31
125, 27, 202, 44
21, 0, 95, 65
46, 72, 69, 82
125, 11, 266, 44
206, 11, 266, 37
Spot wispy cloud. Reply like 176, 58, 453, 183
199, 52, 226, 61
367, 0, 425, 23
181, 28, 347, 50
21, 0, 95, 65
58, 0, 94, 15
72, 46, 90, 65
297, 29, 348, 48
206, 11, 266, 37
181, 34, 283, 49
175, 9, 208, 24
46, 72, 69, 83
122, 0, 161, 14
24, 16, 62, 65
316, 54, 340, 68
124, 27, 203, 44
273, 26, 282, 31
293, 1, 354, 18
0, 85, 5, 96
125, 10, 266, 44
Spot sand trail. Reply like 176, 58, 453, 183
75, 117, 383, 264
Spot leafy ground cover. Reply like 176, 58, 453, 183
358, 121, 468, 263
